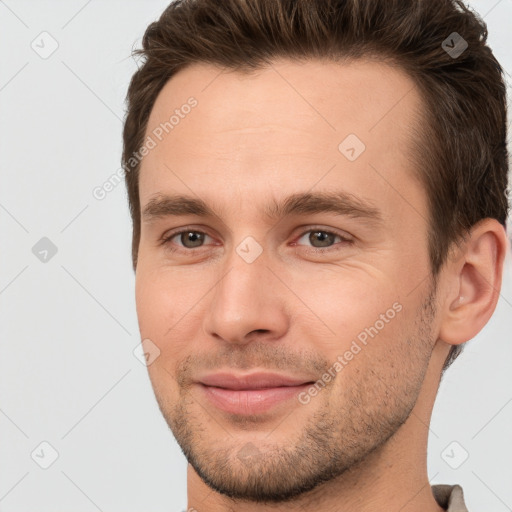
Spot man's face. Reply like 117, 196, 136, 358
136, 59, 441, 501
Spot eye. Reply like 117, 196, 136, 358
160, 226, 353, 254
161, 229, 213, 251
293, 228, 353, 251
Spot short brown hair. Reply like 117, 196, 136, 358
122, 0, 509, 371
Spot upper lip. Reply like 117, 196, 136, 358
198, 372, 315, 390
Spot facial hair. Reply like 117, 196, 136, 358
151, 285, 437, 504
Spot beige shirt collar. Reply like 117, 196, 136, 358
432, 484, 468, 512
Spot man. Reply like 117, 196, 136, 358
122, 0, 509, 510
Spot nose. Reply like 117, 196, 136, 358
202, 247, 289, 346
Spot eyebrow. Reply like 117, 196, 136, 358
141, 191, 383, 226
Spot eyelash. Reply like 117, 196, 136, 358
159, 226, 354, 254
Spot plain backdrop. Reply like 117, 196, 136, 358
1, 1, 511, 511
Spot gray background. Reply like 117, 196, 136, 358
1, 1, 511, 511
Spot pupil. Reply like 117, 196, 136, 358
311, 231, 332, 247
183, 232, 203, 247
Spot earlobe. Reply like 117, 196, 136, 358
439, 219, 508, 345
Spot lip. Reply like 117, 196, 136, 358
198, 372, 314, 389
196, 372, 315, 415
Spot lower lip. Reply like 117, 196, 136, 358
198, 383, 312, 415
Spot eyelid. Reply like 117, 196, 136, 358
293, 225, 354, 243
160, 225, 354, 252
291, 226, 354, 253
159, 225, 214, 247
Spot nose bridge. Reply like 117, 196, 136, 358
218, 231, 270, 304
215, 241, 270, 320
202, 238, 288, 344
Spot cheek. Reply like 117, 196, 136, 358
135, 268, 159, 338
135, 267, 209, 371
135, 270, 185, 403
290, 265, 403, 346
136, 266, 198, 332
326, 305, 428, 420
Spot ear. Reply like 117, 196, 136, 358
438, 218, 509, 345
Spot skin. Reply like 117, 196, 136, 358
135, 58, 508, 511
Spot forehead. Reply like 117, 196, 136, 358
139, 58, 426, 223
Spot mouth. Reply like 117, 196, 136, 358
196, 372, 316, 415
